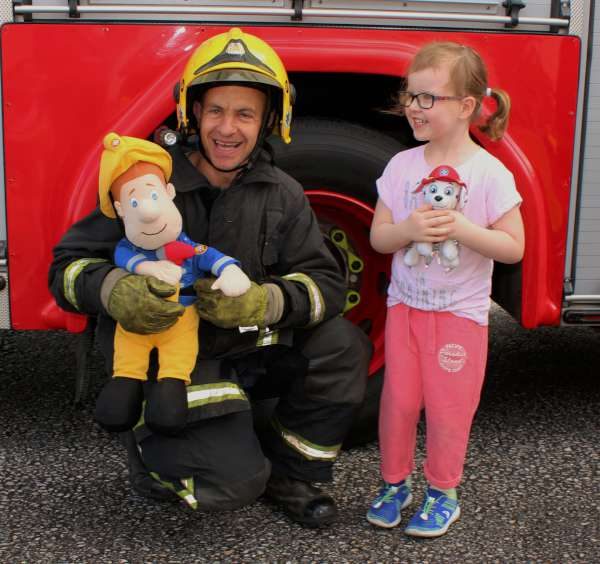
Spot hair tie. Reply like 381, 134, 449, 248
485, 87, 492, 97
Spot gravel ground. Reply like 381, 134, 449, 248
0, 305, 599, 563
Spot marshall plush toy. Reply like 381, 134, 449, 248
94, 132, 250, 436
404, 165, 467, 271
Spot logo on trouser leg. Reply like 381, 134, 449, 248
438, 343, 466, 372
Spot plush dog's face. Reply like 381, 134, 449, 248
422, 180, 461, 210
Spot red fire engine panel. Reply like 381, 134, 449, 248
0, 24, 579, 330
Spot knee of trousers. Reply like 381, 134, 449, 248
302, 317, 372, 405
194, 458, 271, 512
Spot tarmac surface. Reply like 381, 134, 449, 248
1, 305, 599, 563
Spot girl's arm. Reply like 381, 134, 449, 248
370, 198, 454, 254
448, 206, 525, 264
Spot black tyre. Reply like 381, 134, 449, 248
270, 118, 407, 448
270, 117, 404, 204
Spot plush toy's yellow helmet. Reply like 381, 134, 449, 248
176, 28, 293, 144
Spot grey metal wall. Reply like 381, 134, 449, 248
23, 0, 559, 31
0, 1, 13, 329
573, 6, 600, 295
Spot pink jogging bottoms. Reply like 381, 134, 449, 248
379, 303, 488, 489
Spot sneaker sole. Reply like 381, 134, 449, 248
366, 492, 414, 529
404, 505, 461, 538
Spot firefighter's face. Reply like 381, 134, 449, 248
405, 66, 471, 144
113, 173, 182, 250
193, 85, 266, 186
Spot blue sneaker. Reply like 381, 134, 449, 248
404, 487, 460, 538
366, 482, 413, 528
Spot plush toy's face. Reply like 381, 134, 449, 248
422, 180, 461, 210
113, 173, 182, 250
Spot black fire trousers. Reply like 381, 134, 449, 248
109, 317, 371, 511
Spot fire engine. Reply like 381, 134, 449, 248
0, 1, 597, 420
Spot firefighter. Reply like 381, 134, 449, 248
49, 27, 371, 527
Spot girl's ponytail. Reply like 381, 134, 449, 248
478, 87, 511, 141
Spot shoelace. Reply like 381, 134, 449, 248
373, 485, 400, 507
419, 495, 437, 520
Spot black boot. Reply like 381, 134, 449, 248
144, 378, 188, 436
264, 474, 338, 528
118, 431, 178, 502
95, 377, 143, 432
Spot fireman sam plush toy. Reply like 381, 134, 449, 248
94, 132, 251, 436
404, 165, 467, 271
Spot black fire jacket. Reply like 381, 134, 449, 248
48, 146, 346, 358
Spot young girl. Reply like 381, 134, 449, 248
366, 41, 525, 537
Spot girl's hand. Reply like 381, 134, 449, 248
370, 200, 454, 254
445, 207, 525, 264
406, 204, 455, 243
444, 210, 474, 241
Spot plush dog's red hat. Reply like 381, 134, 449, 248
415, 165, 466, 192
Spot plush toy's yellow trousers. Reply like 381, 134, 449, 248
113, 301, 199, 385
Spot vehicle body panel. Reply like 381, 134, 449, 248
0, 23, 579, 330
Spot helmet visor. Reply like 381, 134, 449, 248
188, 69, 282, 92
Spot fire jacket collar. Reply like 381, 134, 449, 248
168, 144, 279, 192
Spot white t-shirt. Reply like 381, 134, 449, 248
376, 144, 522, 325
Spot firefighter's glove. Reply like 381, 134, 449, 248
194, 279, 284, 329
101, 268, 185, 334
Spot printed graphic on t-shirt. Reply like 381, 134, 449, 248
403, 180, 420, 211
438, 343, 467, 373
395, 273, 458, 311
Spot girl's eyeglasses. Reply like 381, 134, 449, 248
397, 91, 465, 110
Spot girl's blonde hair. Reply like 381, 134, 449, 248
397, 41, 510, 141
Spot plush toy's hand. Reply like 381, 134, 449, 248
134, 260, 183, 286
108, 274, 185, 334
211, 264, 251, 297
194, 279, 283, 329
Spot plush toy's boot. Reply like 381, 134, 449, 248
404, 246, 420, 267
144, 377, 188, 436
95, 377, 144, 432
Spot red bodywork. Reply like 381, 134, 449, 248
1, 24, 579, 332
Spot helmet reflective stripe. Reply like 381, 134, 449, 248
282, 273, 325, 327
271, 417, 341, 461
176, 27, 292, 144
63, 258, 108, 311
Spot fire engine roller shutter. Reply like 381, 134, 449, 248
270, 117, 407, 447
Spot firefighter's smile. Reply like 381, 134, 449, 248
142, 224, 167, 236
213, 139, 243, 154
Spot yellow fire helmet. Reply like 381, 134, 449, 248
176, 27, 293, 144
99, 132, 172, 218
